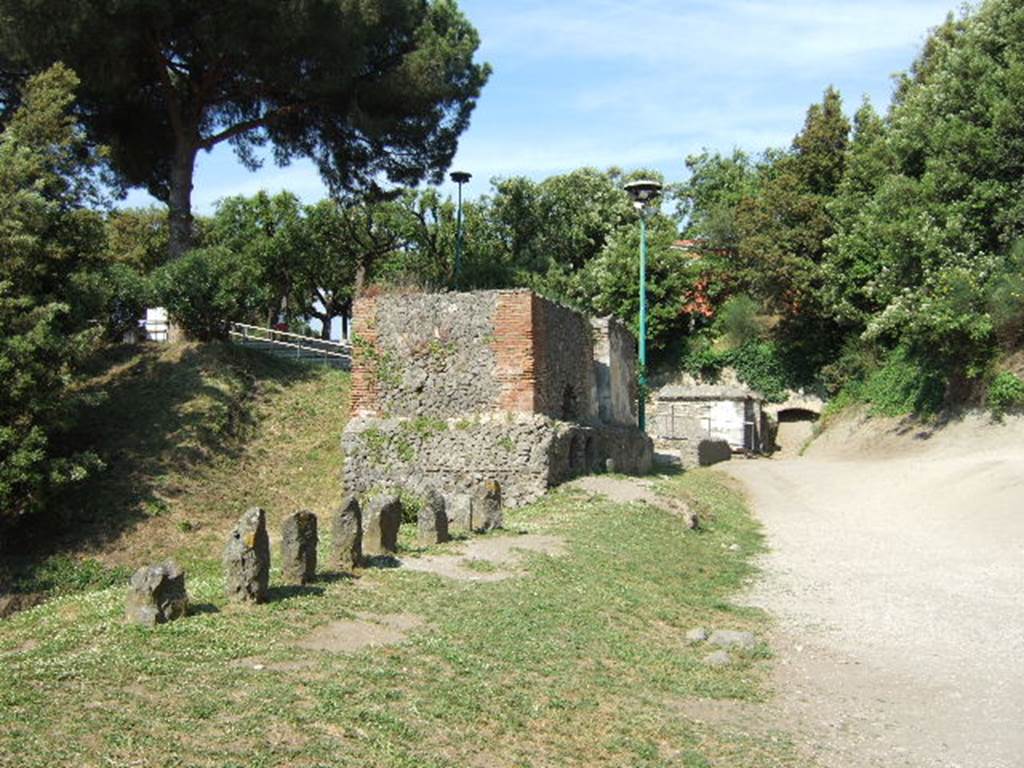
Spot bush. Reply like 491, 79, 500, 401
860, 347, 945, 416
714, 294, 762, 348
986, 371, 1024, 416
153, 246, 266, 340
71, 263, 154, 340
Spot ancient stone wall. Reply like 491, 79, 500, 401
351, 292, 499, 418
345, 289, 653, 508
342, 414, 653, 507
532, 295, 599, 423
592, 317, 638, 426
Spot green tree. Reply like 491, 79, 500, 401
0, 0, 490, 259
105, 207, 170, 274
0, 64, 106, 527
152, 246, 266, 341
205, 191, 309, 327
675, 149, 762, 250
733, 87, 850, 315
570, 213, 697, 354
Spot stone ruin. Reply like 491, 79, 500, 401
342, 290, 654, 508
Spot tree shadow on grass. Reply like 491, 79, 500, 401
267, 584, 325, 602
4, 341, 321, 583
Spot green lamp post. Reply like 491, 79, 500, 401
624, 179, 663, 432
450, 170, 472, 287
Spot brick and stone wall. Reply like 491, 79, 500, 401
342, 414, 653, 507
592, 317, 638, 426
344, 289, 653, 507
531, 296, 599, 422
351, 291, 499, 418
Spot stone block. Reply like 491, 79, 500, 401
697, 438, 732, 467
473, 479, 503, 533
708, 629, 756, 650
125, 561, 188, 627
363, 495, 402, 556
331, 495, 362, 570
447, 493, 474, 534
224, 507, 271, 603
281, 510, 318, 585
417, 489, 450, 546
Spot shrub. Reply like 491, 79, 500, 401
714, 294, 762, 349
153, 246, 266, 340
860, 347, 945, 417
986, 372, 1024, 416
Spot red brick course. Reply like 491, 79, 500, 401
349, 296, 379, 416
492, 291, 537, 413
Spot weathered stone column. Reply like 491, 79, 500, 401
223, 507, 271, 603
446, 493, 474, 535
281, 510, 318, 585
331, 495, 363, 570
473, 480, 503, 532
362, 495, 402, 557
417, 489, 450, 546
125, 561, 188, 627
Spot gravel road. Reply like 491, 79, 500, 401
723, 413, 1024, 768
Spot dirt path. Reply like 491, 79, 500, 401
724, 413, 1024, 768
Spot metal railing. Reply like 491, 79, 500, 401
228, 322, 351, 368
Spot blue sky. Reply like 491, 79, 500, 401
123, 0, 960, 213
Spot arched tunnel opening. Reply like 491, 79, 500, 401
773, 408, 820, 457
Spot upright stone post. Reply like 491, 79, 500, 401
473, 480, 503, 533
223, 507, 271, 603
446, 493, 474, 535
362, 495, 402, 557
417, 489, 450, 546
281, 510, 318, 585
331, 495, 362, 571
125, 561, 189, 627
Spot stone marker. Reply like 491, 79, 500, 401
363, 495, 402, 557
417, 489, 450, 546
704, 650, 732, 668
446, 493, 473, 534
331, 495, 362, 570
605, 458, 617, 474
697, 438, 732, 467
224, 507, 271, 603
125, 561, 188, 627
685, 627, 709, 644
472, 480, 503, 533
708, 629, 757, 651
281, 510, 318, 585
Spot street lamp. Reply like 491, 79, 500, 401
624, 179, 663, 432
450, 171, 472, 287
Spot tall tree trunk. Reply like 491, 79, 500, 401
354, 260, 367, 297
168, 142, 197, 260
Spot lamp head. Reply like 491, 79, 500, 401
624, 179, 663, 210
450, 171, 472, 185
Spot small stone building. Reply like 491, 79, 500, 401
342, 290, 653, 507
649, 380, 767, 462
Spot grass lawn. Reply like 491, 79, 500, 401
0, 342, 806, 767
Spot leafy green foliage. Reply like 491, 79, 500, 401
105, 208, 170, 274
714, 294, 762, 349
0, 0, 490, 258
986, 371, 1024, 416
0, 64, 106, 526
849, 348, 946, 417
153, 247, 266, 341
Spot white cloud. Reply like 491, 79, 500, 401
479, 0, 952, 69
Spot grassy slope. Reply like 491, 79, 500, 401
7, 342, 349, 593
0, 343, 806, 767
